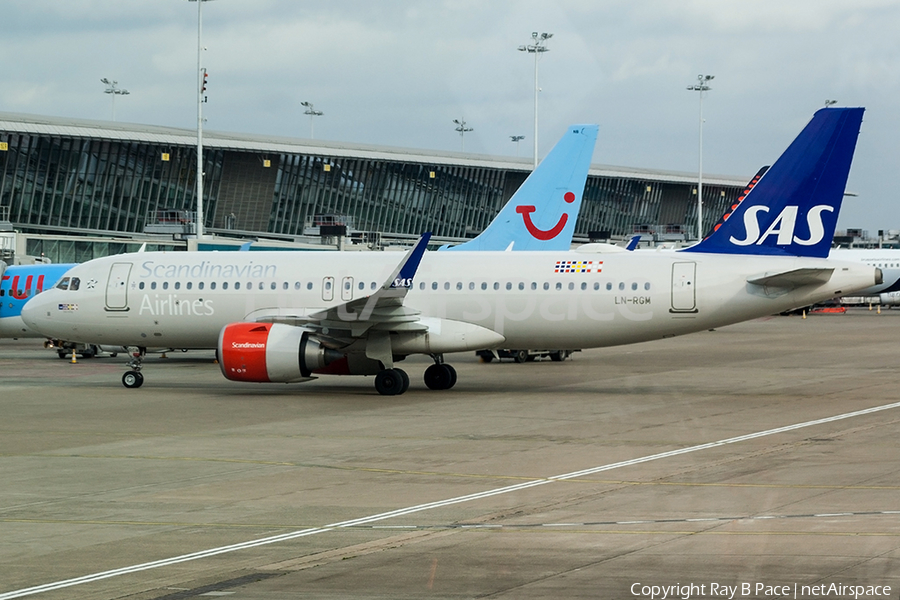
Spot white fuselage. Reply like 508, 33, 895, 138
22, 249, 878, 352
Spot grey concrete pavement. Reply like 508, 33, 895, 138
1, 309, 899, 599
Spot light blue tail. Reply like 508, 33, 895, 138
443, 124, 598, 251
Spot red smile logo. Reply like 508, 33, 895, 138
515, 191, 576, 241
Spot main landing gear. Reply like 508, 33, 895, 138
122, 347, 146, 389
373, 355, 457, 396
374, 368, 409, 396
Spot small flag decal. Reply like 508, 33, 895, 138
554, 260, 602, 273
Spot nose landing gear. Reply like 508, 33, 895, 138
122, 347, 146, 389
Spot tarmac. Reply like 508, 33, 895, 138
1, 308, 899, 600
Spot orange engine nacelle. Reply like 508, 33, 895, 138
218, 323, 380, 383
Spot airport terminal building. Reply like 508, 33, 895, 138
0, 112, 749, 263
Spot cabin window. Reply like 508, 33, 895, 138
631, 282, 638, 291
606, 282, 613, 291
481, 282, 487, 290
618, 282, 625, 291
162, 282, 169, 290
555, 282, 562, 291
432, 282, 438, 290
139, 282, 145, 290
271, 282, 277, 290
644, 282, 651, 290
307, 282, 313, 290
235, 282, 241, 290
506, 282, 512, 290
151, 282, 157, 290
469, 282, 475, 290
222, 282, 229, 290
581, 282, 587, 290
186, 282, 193, 290
198, 282, 205, 290
210, 282, 216, 290
174, 282, 181, 290
493, 282, 499, 290
444, 282, 450, 291
456, 282, 463, 290
518, 282, 525, 291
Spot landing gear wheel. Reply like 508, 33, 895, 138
397, 368, 410, 394
514, 349, 529, 363
122, 370, 144, 389
550, 351, 564, 362
424, 363, 457, 390
375, 368, 408, 396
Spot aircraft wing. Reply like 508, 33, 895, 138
255, 234, 432, 366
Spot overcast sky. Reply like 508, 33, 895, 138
3, 0, 898, 233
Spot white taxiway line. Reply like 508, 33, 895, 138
3, 400, 899, 600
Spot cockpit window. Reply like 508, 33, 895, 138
56, 277, 70, 290
69, 277, 80, 291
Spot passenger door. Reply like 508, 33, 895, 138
105, 263, 132, 311
670, 262, 697, 313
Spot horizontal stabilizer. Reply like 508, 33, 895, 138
747, 267, 834, 289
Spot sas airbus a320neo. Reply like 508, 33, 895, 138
23, 108, 880, 395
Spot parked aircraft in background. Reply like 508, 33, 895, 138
22, 108, 879, 395
442, 124, 598, 252
830, 248, 900, 301
0, 262, 75, 339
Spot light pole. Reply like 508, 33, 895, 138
825, 99, 837, 107
453, 119, 473, 151
188, 0, 210, 239
518, 32, 552, 169
510, 135, 525, 157
301, 101, 324, 139
687, 73, 714, 241
100, 78, 129, 121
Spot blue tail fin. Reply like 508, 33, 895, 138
703, 165, 769, 239
443, 124, 598, 251
684, 107, 864, 258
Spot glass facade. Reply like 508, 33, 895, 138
1, 116, 746, 252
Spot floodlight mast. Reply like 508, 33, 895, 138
301, 101, 324, 139
518, 32, 552, 169
687, 73, 714, 241
510, 135, 525, 157
453, 119, 473, 151
100, 78, 129, 121
188, 0, 210, 239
